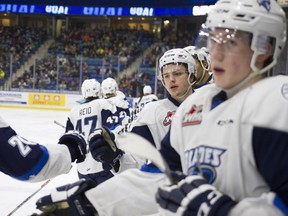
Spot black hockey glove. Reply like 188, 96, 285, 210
156, 175, 237, 216
59, 130, 87, 163
35, 179, 97, 216
88, 127, 124, 172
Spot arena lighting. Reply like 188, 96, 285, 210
192, 5, 214, 16
0, 4, 214, 16
0, 0, 217, 7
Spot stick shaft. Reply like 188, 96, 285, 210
54, 120, 65, 129
7, 179, 51, 216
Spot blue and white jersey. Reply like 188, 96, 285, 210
0, 116, 71, 182
162, 75, 288, 215
65, 97, 130, 180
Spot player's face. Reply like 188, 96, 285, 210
195, 60, 204, 80
209, 28, 253, 90
162, 64, 191, 102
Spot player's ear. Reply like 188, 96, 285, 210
256, 42, 273, 64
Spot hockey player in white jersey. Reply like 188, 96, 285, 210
33, 48, 201, 215
100, 77, 131, 134
0, 115, 87, 182
131, 85, 158, 121
184, 45, 213, 88
65, 79, 129, 185
155, 0, 288, 215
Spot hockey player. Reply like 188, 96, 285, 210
155, 0, 288, 215
184, 45, 213, 88
100, 77, 131, 133
0, 115, 87, 182
34, 48, 199, 215
101, 77, 126, 100
65, 79, 129, 185
131, 85, 159, 121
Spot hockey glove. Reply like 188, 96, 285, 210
156, 175, 237, 216
35, 179, 97, 216
59, 130, 87, 163
88, 127, 124, 171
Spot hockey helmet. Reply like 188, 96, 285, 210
81, 79, 101, 99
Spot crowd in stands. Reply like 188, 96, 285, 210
3, 24, 196, 98
0, 26, 47, 87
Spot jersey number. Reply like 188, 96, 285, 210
106, 111, 127, 124
75, 115, 97, 136
9, 135, 32, 157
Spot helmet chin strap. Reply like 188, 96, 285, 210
223, 70, 262, 97
176, 84, 193, 100
223, 50, 274, 97
194, 68, 207, 86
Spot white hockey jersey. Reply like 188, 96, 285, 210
165, 75, 288, 215
65, 97, 130, 179
85, 95, 182, 215
131, 94, 158, 121
115, 95, 181, 173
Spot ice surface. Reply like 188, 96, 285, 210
0, 108, 79, 216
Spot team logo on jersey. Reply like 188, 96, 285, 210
281, 83, 288, 101
163, 111, 175, 126
182, 104, 203, 126
257, 0, 271, 12
185, 145, 226, 183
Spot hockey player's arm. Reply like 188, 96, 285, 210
0, 122, 72, 182
156, 175, 287, 216
88, 127, 124, 172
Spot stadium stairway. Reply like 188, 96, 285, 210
119, 42, 161, 80
4, 39, 55, 90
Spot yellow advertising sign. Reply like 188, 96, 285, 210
28, 93, 65, 106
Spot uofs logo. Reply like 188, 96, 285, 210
182, 104, 203, 126
185, 145, 226, 183
257, 0, 271, 12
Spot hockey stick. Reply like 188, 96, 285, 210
116, 132, 176, 184
53, 120, 65, 129
7, 179, 52, 216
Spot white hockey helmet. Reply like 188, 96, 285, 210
101, 77, 118, 98
184, 46, 211, 72
81, 79, 101, 99
143, 85, 152, 95
158, 48, 196, 86
204, 0, 286, 74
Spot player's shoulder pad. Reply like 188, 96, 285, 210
243, 75, 288, 132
